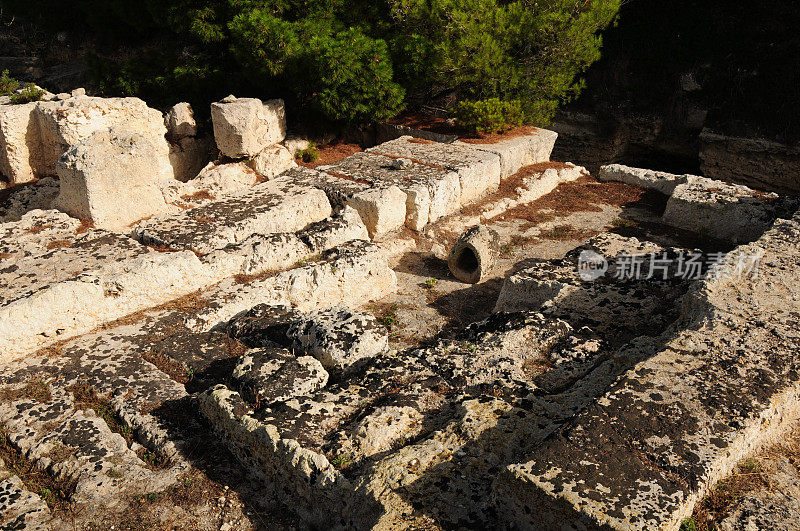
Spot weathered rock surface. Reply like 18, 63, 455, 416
0, 177, 59, 222
203, 205, 368, 277
320, 151, 460, 234
494, 210, 800, 530
132, 175, 332, 255
55, 127, 172, 230
700, 129, 800, 195
0, 210, 215, 360
0, 474, 51, 530
456, 128, 559, 178
287, 306, 388, 373
187, 240, 397, 331
161, 161, 259, 208
598, 163, 688, 195
368, 135, 502, 205
662, 175, 789, 243
232, 348, 329, 405
211, 96, 286, 158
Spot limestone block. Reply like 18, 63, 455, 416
368, 135, 502, 205
347, 185, 408, 238
232, 348, 329, 405
211, 95, 286, 158
457, 128, 558, 178
168, 135, 213, 182
598, 163, 687, 195
287, 306, 388, 373
54, 127, 172, 231
133, 176, 332, 255
203, 205, 368, 278
187, 240, 397, 332
164, 102, 197, 139
0, 102, 44, 184
448, 225, 500, 284
662, 175, 782, 243
36, 96, 167, 172
0, 243, 214, 361
320, 151, 460, 235
248, 144, 296, 180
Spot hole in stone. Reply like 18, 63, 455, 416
456, 247, 479, 275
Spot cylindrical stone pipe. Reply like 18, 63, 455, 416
447, 225, 500, 284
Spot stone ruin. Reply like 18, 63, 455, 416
0, 89, 799, 530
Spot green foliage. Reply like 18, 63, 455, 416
297, 144, 320, 163
453, 98, 523, 134
9, 83, 45, 104
388, 0, 620, 126
0, 70, 20, 96
5, 0, 620, 126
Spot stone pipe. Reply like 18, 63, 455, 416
447, 225, 500, 284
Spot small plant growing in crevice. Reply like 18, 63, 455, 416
329, 452, 353, 470
296, 144, 320, 163
9, 83, 45, 104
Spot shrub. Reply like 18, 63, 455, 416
5, 0, 620, 126
388, 0, 621, 126
0, 70, 21, 96
8, 83, 45, 104
453, 98, 524, 134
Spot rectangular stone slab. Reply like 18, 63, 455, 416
132, 176, 332, 254
597, 163, 688, 195
319, 151, 461, 233
456, 128, 558, 178
367, 136, 501, 205
662, 175, 783, 244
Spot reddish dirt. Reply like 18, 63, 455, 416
298, 142, 363, 169
498, 175, 650, 225
459, 162, 580, 218
457, 125, 539, 144
388, 113, 462, 136
388, 112, 539, 143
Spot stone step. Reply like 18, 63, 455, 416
597, 163, 688, 195
186, 240, 397, 332
493, 211, 800, 529
455, 128, 558, 178
132, 175, 332, 255
366, 135, 501, 205
0, 210, 215, 361
318, 151, 461, 236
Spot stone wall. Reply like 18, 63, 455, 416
700, 129, 800, 194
